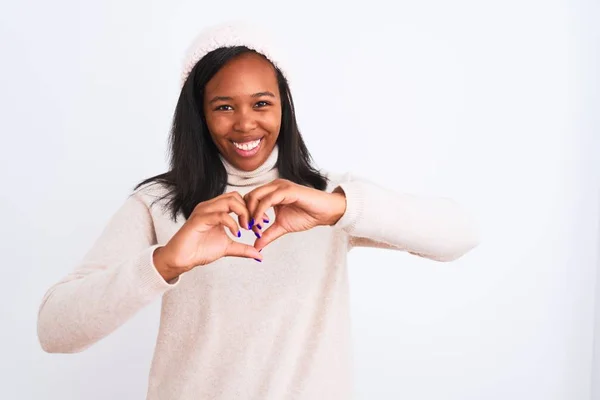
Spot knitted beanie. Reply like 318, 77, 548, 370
180, 20, 289, 88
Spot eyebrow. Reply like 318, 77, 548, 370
208, 91, 276, 104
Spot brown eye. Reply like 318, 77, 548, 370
254, 101, 270, 108
215, 105, 233, 111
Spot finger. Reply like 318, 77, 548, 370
209, 212, 242, 238
253, 188, 297, 227
253, 213, 271, 230
249, 212, 271, 239
225, 240, 263, 261
244, 184, 279, 227
251, 223, 262, 239
262, 213, 270, 224
205, 196, 251, 231
228, 192, 252, 230
195, 191, 234, 211
254, 222, 287, 251
188, 211, 239, 237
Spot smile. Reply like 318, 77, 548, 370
232, 138, 261, 151
231, 138, 263, 158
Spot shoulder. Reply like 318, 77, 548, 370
130, 181, 174, 211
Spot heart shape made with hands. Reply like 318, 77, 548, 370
239, 179, 346, 252
152, 179, 346, 278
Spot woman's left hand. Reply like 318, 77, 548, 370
244, 179, 347, 251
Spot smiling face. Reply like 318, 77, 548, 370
203, 51, 282, 171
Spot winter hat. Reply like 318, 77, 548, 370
180, 20, 289, 88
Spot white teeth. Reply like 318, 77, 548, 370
233, 139, 261, 151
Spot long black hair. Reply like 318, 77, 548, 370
134, 46, 328, 221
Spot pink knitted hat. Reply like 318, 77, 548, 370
180, 20, 289, 88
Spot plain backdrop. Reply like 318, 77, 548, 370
1, 0, 598, 399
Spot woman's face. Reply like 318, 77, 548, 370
203, 52, 282, 172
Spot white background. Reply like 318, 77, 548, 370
1, 0, 598, 399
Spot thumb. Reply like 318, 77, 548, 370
254, 223, 287, 251
225, 240, 263, 261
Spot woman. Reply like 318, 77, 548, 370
37, 21, 479, 399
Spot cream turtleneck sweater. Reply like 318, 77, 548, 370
37, 145, 479, 399
219, 143, 280, 187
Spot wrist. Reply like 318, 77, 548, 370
326, 189, 347, 226
153, 246, 180, 282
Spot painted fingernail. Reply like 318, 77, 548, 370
259, 249, 262, 252
257, 224, 262, 230
249, 218, 255, 228
237, 231, 241, 238
255, 231, 261, 238
263, 218, 269, 223
254, 258, 262, 262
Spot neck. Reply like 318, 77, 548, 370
219, 145, 280, 187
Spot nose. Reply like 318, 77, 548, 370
233, 109, 258, 133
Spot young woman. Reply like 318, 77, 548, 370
38, 21, 479, 399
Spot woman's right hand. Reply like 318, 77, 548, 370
152, 192, 264, 281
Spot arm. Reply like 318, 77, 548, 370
332, 175, 480, 262
37, 192, 179, 354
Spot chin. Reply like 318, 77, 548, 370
235, 155, 266, 171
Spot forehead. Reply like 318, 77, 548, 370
205, 52, 278, 95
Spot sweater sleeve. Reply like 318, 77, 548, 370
37, 192, 180, 354
332, 174, 480, 262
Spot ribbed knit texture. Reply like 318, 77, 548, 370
219, 143, 279, 187
180, 21, 289, 88
37, 146, 479, 399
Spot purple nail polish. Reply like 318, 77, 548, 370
249, 218, 255, 228
254, 258, 262, 262
237, 231, 241, 238
257, 224, 262, 230
255, 231, 261, 238
263, 218, 269, 223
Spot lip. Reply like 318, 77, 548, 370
231, 137, 263, 144
231, 137, 263, 158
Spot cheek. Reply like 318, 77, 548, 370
265, 110, 282, 135
205, 115, 231, 139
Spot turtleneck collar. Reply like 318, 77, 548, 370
219, 144, 280, 187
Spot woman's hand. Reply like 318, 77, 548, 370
153, 192, 265, 281
244, 179, 347, 251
